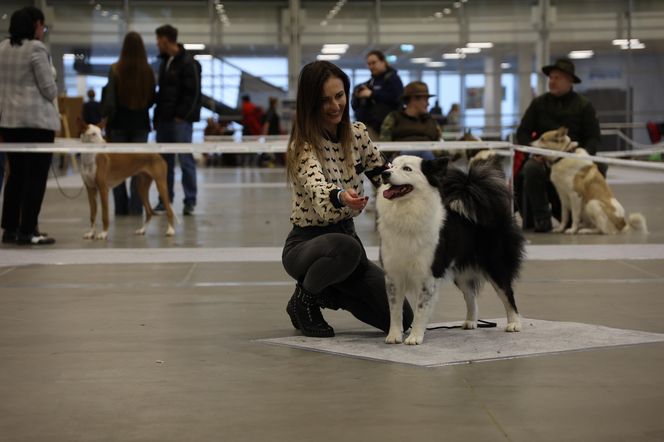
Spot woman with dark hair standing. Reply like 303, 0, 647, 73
103, 31, 156, 215
282, 60, 413, 337
0, 6, 59, 245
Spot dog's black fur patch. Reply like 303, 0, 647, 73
426, 160, 525, 312
421, 158, 449, 188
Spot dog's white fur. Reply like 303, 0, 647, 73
533, 127, 647, 235
80, 125, 176, 239
377, 156, 445, 345
377, 155, 521, 345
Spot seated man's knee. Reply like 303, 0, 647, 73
521, 158, 546, 179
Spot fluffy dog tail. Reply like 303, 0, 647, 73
626, 213, 648, 233
442, 161, 511, 226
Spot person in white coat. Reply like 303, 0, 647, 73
0, 6, 60, 245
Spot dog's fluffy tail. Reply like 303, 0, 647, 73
626, 213, 648, 233
442, 161, 511, 226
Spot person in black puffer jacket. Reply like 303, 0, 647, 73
153, 24, 202, 216
351, 49, 403, 140
515, 58, 602, 233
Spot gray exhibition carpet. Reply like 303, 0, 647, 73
260, 318, 664, 367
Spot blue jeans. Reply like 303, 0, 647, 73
109, 129, 149, 215
156, 121, 197, 206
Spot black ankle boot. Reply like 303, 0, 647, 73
534, 217, 552, 233
289, 284, 334, 338
286, 286, 300, 330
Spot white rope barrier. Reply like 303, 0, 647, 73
2, 140, 662, 170
598, 147, 664, 158
599, 129, 664, 152
512, 145, 664, 171
1, 140, 513, 154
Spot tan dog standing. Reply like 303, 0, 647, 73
532, 127, 647, 234
80, 124, 175, 239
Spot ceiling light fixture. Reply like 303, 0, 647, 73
612, 38, 639, 46
568, 50, 594, 59
457, 47, 481, 54
443, 53, 465, 59
213, 1, 230, 26
323, 44, 349, 49
425, 61, 446, 68
324, 0, 347, 24
317, 54, 341, 61
467, 42, 493, 49
501, 62, 511, 69
621, 42, 645, 50
410, 57, 432, 63
184, 43, 206, 50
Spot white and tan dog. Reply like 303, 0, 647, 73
79, 124, 175, 239
533, 127, 647, 234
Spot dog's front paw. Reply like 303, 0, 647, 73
83, 230, 95, 240
564, 227, 578, 234
553, 226, 566, 233
404, 333, 424, 345
165, 226, 175, 236
96, 231, 108, 240
385, 329, 403, 344
505, 321, 521, 332
134, 227, 146, 236
462, 320, 477, 330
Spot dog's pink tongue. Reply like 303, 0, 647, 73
383, 187, 398, 200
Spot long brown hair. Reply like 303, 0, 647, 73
286, 61, 353, 185
115, 31, 155, 110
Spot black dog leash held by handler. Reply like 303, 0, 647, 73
426, 319, 497, 331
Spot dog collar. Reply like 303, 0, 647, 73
552, 141, 577, 163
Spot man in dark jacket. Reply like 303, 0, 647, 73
351, 50, 403, 140
153, 24, 202, 215
516, 58, 601, 232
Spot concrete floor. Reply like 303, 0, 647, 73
1, 164, 663, 441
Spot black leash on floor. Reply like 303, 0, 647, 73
426, 319, 497, 331
50, 163, 84, 200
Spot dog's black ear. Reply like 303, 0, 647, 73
421, 157, 449, 187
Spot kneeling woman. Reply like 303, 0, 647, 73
282, 61, 413, 337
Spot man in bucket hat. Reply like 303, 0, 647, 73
379, 81, 441, 159
515, 58, 601, 232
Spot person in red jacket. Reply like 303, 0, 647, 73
241, 94, 262, 136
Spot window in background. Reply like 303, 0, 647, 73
501, 73, 516, 138
224, 57, 288, 90
421, 71, 438, 111
465, 74, 485, 130
438, 74, 461, 120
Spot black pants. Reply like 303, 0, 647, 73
516, 157, 609, 228
1, 128, 54, 236
282, 219, 413, 333
516, 158, 561, 227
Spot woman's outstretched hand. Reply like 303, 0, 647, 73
340, 189, 369, 211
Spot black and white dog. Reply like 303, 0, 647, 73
377, 155, 525, 345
